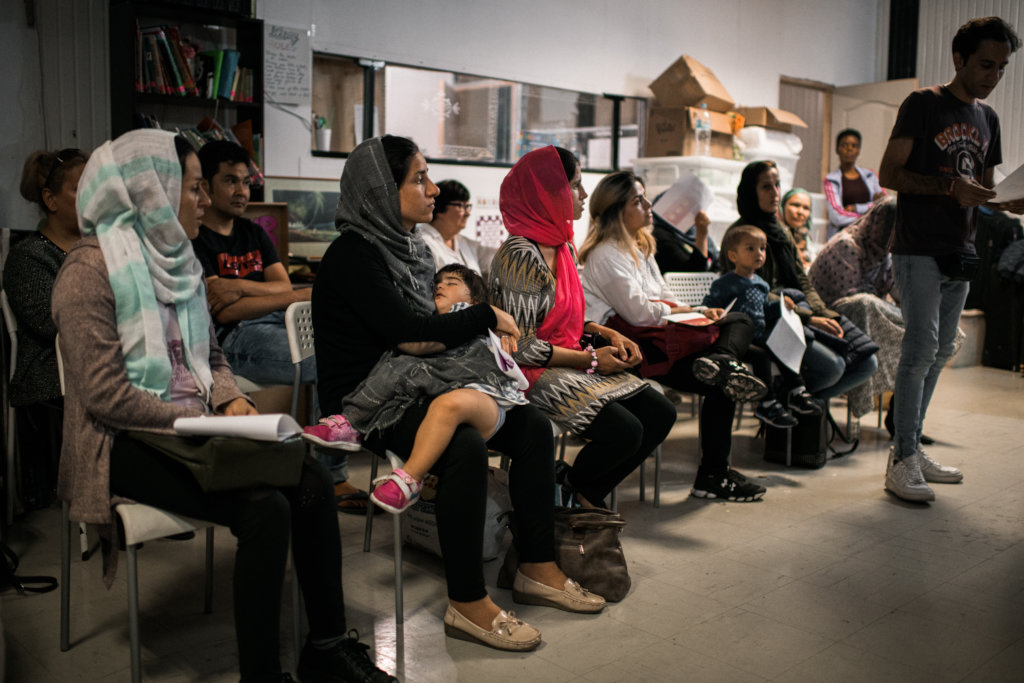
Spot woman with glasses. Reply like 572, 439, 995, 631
3, 148, 88, 511
419, 179, 496, 276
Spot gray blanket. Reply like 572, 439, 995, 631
342, 337, 526, 436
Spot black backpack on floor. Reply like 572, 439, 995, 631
763, 402, 828, 469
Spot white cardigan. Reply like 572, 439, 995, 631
581, 241, 676, 327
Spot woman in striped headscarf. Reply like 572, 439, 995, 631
52, 129, 395, 683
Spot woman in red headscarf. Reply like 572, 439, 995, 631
489, 147, 676, 509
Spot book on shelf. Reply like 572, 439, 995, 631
140, 34, 158, 93
144, 34, 169, 94
217, 49, 240, 99
141, 27, 186, 95
165, 26, 200, 96
199, 50, 224, 99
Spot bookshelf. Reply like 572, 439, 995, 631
109, 0, 264, 168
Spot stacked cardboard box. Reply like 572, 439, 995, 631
645, 55, 806, 159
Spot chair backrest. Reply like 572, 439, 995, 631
55, 333, 65, 395
284, 301, 314, 365
663, 272, 717, 307
1, 289, 18, 382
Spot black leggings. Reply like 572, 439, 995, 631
366, 401, 556, 603
110, 436, 346, 681
644, 313, 755, 476
570, 386, 677, 505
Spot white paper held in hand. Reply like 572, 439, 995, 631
173, 414, 303, 442
765, 299, 806, 374
651, 172, 714, 231
991, 163, 1024, 203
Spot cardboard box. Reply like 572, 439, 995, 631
644, 106, 735, 158
735, 106, 807, 132
649, 55, 735, 112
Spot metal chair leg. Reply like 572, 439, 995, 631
393, 513, 403, 624
292, 555, 303, 665
363, 455, 379, 553
653, 445, 662, 508
203, 528, 214, 614
126, 544, 142, 683
60, 500, 71, 651
638, 460, 646, 502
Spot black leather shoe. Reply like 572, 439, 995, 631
297, 632, 398, 683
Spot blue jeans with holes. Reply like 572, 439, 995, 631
222, 311, 348, 483
892, 254, 969, 460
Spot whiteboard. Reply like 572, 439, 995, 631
264, 23, 311, 105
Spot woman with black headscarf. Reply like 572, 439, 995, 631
730, 160, 877, 401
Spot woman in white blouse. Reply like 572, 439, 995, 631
418, 179, 496, 276
579, 171, 768, 502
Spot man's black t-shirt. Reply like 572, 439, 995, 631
889, 85, 1002, 256
192, 216, 281, 282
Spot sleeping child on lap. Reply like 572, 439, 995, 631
303, 264, 528, 513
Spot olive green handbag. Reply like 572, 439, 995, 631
127, 431, 305, 492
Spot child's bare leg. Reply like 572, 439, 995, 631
401, 388, 500, 481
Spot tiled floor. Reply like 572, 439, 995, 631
2, 365, 1023, 682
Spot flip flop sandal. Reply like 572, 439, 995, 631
335, 490, 373, 515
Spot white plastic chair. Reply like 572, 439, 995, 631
56, 334, 216, 683
57, 326, 305, 681
1, 289, 19, 527
663, 271, 717, 306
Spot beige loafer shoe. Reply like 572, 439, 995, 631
512, 570, 605, 613
443, 605, 541, 651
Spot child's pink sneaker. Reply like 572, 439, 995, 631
370, 468, 423, 514
302, 415, 363, 451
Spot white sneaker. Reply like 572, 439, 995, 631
918, 449, 963, 484
885, 448, 935, 502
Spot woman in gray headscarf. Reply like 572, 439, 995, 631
312, 136, 604, 653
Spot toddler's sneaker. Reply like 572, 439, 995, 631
787, 388, 823, 416
302, 414, 363, 451
370, 468, 424, 514
754, 400, 799, 428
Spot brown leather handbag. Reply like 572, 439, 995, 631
497, 506, 631, 602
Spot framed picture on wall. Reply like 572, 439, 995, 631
242, 202, 290, 270
263, 176, 340, 262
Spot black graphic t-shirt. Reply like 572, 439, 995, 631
192, 217, 281, 282
889, 85, 1002, 256
192, 217, 282, 339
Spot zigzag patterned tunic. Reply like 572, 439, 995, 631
489, 236, 646, 434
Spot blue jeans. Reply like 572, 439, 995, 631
222, 311, 349, 483
892, 255, 969, 459
801, 339, 878, 400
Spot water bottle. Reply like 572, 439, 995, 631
694, 102, 712, 157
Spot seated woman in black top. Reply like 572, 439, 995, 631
312, 135, 603, 653
5, 147, 87, 510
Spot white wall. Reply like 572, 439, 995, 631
0, 6, 46, 232
917, 0, 1024, 176
258, 0, 884, 179
1, 0, 108, 234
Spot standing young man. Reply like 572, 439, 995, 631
193, 140, 370, 512
878, 16, 1024, 502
